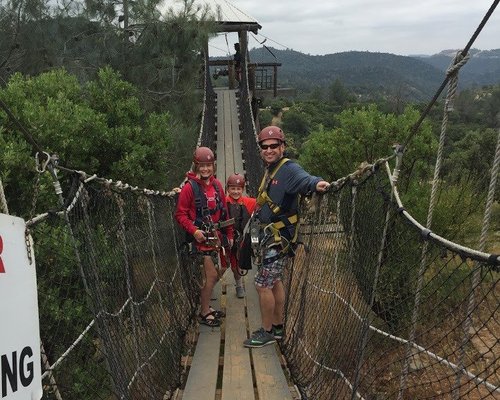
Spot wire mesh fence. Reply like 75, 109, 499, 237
238, 36, 263, 197
23, 126, 499, 399
199, 50, 217, 150
32, 175, 199, 399
281, 164, 499, 400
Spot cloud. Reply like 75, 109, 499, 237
208, 0, 500, 56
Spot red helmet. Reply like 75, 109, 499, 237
193, 147, 215, 164
227, 173, 245, 188
258, 126, 285, 144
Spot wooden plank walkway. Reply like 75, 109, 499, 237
215, 88, 244, 184
178, 88, 296, 400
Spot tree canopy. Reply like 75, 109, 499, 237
0, 0, 218, 217
298, 104, 435, 182
0, 67, 183, 216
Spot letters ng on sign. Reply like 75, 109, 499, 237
0, 214, 42, 399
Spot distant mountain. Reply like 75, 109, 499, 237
247, 47, 500, 101
412, 48, 500, 87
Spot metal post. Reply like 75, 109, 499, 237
273, 65, 278, 98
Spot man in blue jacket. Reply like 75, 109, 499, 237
243, 126, 330, 348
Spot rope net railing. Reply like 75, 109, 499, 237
25, 149, 499, 400
199, 50, 217, 149
29, 61, 213, 395
6, 79, 498, 400
280, 162, 499, 400
237, 35, 263, 197
269, 7, 500, 397
31, 173, 200, 399
5, 33, 221, 400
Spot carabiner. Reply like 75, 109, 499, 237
35, 152, 51, 173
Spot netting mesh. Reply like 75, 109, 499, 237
238, 38, 263, 197
199, 50, 217, 149
281, 165, 499, 399
25, 135, 499, 399
33, 176, 199, 399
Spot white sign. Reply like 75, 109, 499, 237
0, 214, 42, 399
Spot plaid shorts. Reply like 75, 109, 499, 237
255, 248, 288, 288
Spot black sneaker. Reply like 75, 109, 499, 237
272, 325, 283, 340
243, 328, 276, 348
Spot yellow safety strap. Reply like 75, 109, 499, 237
256, 158, 290, 211
263, 214, 300, 247
269, 214, 298, 230
257, 158, 301, 251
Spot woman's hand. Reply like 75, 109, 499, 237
193, 230, 206, 243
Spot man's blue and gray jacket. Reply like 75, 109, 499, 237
257, 158, 323, 231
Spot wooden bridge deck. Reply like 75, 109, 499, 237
178, 88, 297, 400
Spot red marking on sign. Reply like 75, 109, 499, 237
0, 235, 4, 273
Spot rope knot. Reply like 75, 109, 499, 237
444, 51, 470, 112
446, 51, 470, 77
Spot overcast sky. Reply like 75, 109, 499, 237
208, 0, 500, 57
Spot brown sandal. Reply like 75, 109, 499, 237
199, 312, 221, 327
209, 306, 225, 318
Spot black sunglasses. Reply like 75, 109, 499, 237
260, 143, 281, 150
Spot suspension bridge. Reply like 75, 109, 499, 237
1, 0, 499, 399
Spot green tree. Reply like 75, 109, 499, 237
258, 108, 273, 128
0, 0, 214, 122
266, 97, 289, 116
281, 106, 310, 141
299, 104, 435, 182
307, 86, 324, 102
299, 99, 343, 130
443, 128, 498, 190
0, 67, 178, 217
327, 78, 354, 106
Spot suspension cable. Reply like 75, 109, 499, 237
252, 32, 290, 51
401, 0, 499, 150
0, 98, 47, 157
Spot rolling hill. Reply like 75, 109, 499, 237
247, 47, 500, 101
413, 48, 500, 87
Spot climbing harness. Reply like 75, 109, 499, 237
256, 157, 289, 213
186, 179, 233, 247
262, 213, 299, 254
254, 157, 301, 260
227, 199, 252, 275
185, 179, 234, 282
227, 202, 251, 235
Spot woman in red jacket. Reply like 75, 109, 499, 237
175, 147, 234, 327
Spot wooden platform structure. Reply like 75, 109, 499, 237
178, 88, 297, 400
